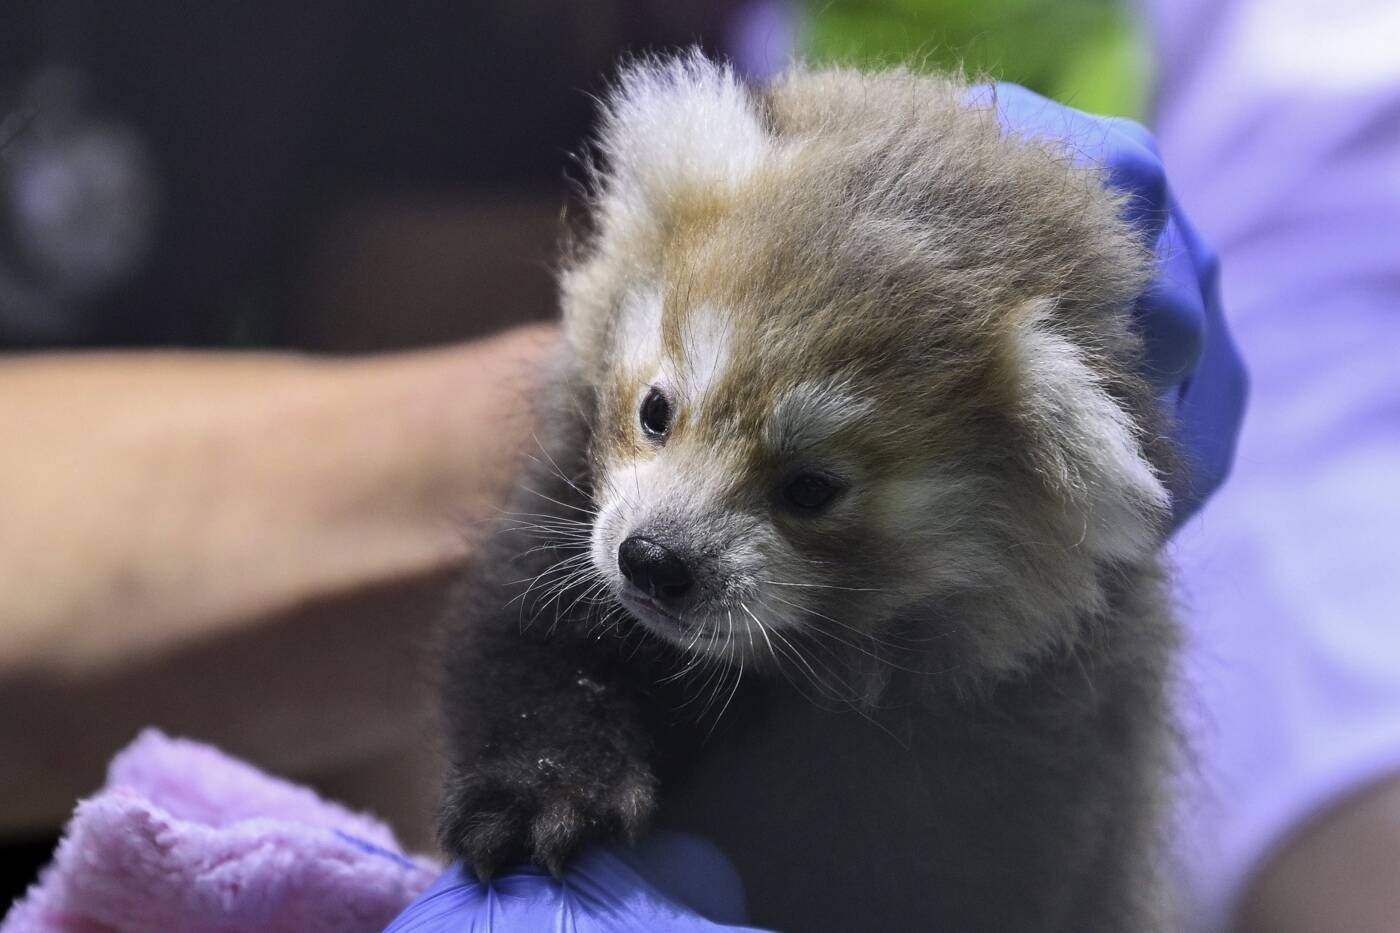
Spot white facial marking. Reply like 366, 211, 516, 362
614, 288, 664, 373
676, 308, 732, 404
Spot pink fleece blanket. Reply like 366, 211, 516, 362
3, 730, 439, 933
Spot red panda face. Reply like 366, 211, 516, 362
560, 57, 1169, 688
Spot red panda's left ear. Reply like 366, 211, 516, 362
1010, 300, 1170, 561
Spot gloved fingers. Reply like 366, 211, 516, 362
1167, 201, 1248, 525
1136, 211, 1207, 396
1098, 117, 1169, 244
384, 836, 767, 933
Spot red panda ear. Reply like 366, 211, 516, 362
594, 52, 771, 231
1010, 300, 1170, 561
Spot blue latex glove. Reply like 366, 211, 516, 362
384, 832, 769, 932
975, 82, 1248, 525
385, 85, 1249, 933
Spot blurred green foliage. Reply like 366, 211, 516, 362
799, 0, 1148, 119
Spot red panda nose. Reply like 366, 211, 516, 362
618, 535, 693, 602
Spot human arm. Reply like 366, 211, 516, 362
0, 324, 555, 832
1237, 775, 1400, 933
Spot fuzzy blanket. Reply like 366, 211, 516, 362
3, 730, 439, 933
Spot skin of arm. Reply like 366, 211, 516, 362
0, 324, 556, 834
1237, 772, 1400, 933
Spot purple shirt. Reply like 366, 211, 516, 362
1149, 1, 1400, 927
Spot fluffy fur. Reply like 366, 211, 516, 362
438, 53, 1178, 932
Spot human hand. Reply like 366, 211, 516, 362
386, 833, 767, 932
0, 326, 554, 835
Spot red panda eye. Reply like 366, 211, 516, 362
639, 387, 672, 437
781, 471, 843, 511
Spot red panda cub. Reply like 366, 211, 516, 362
439, 53, 1178, 933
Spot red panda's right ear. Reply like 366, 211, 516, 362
1009, 299, 1171, 562
593, 51, 771, 235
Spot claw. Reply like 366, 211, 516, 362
440, 757, 657, 881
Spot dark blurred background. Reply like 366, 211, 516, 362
0, 0, 1140, 354
0, 1, 774, 352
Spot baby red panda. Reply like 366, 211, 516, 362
439, 53, 1178, 932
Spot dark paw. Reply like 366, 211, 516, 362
439, 755, 656, 880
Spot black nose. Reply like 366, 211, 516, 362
617, 535, 693, 602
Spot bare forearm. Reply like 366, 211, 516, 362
0, 325, 556, 830
0, 326, 554, 677
1238, 772, 1400, 933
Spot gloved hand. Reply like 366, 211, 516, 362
976, 82, 1247, 526
384, 83, 1249, 933
384, 832, 769, 932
